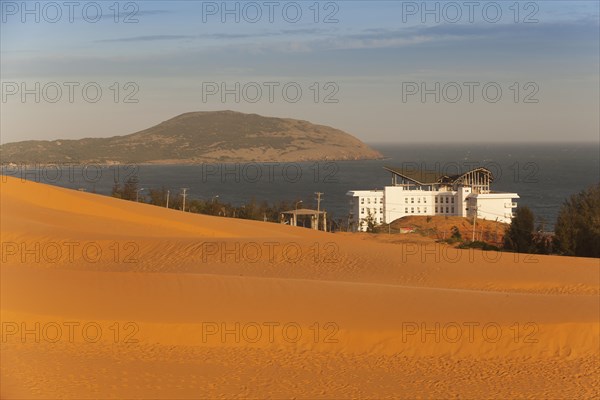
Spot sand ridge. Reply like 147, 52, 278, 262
1, 177, 599, 398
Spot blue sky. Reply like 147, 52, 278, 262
1, 1, 598, 143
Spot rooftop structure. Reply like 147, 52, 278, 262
347, 167, 519, 232
280, 208, 328, 231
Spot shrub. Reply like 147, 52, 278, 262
450, 226, 462, 241
554, 183, 600, 258
504, 206, 534, 253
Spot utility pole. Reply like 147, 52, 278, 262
181, 188, 189, 212
471, 205, 478, 242
494, 217, 498, 244
166, 190, 170, 209
314, 192, 323, 230
314, 192, 323, 212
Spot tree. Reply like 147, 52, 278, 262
111, 180, 122, 199
362, 210, 377, 233
450, 226, 462, 241
554, 183, 600, 258
504, 206, 535, 253
147, 187, 168, 207
120, 176, 140, 201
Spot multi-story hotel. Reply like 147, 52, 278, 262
347, 166, 519, 232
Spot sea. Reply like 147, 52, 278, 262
4, 143, 598, 231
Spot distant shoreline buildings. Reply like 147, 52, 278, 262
347, 166, 519, 232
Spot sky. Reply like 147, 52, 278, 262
1, 0, 599, 144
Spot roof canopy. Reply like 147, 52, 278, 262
281, 208, 326, 216
384, 166, 494, 186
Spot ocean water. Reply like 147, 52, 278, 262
5, 143, 598, 231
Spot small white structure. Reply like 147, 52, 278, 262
347, 166, 519, 232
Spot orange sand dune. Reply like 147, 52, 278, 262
1, 177, 599, 399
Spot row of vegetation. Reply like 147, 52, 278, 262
367, 184, 599, 258
504, 183, 599, 258
112, 176, 299, 222
111, 176, 346, 230
113, 176, 598, 258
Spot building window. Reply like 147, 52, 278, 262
446, 197, 449, 203
361, 208, 364, 214
361, 198, 364, 204
367, 198, 371, 204
423, 197, 427, 203
417, 198, 421, 203
405, 207, 408, 213
451, 198, 455, 204
451, 207, 455, 213
411, 198, 414, 203
446, 207, 449, 213
435, 197, 438, 203
405, 198, 408, 204
411, 207, 414, 213
380, 207, 383, 213
417, 207, 420, 213
435, 206, 438, 213
380, 198, 383, 204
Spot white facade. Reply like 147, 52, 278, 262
346, 190, 385, 231
347, 167, 519, 232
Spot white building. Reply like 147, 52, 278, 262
347, 167, 519, 232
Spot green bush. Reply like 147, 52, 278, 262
504, 206, 534, 253
450, 226, 462, 241
554, 183, 600, 258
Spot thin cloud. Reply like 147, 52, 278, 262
95, 28, 334, 43
97, 35, 195, 43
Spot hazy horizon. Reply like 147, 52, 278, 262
1, 107, 598, 146
1, 1, 599, 144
